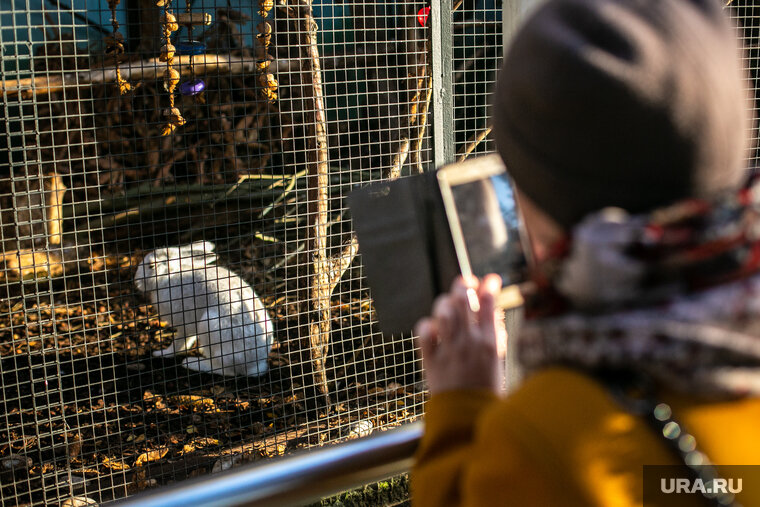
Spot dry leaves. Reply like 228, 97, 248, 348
134, 448, 169, 467
102, 456, 130, 471
168, 395, 217, 412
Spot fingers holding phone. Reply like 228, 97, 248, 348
415, 275, 506, 395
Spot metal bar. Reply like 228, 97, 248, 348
431, 0, 455, 168
109, 422, 424, 507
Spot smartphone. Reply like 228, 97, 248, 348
347, 154, 529, 334
437, 154, 530, 311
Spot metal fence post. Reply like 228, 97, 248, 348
431, 0, 455, 168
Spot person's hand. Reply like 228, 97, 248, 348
415, 274, 505, 395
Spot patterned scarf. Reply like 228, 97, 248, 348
518, 172, 760, 398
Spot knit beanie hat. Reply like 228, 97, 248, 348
493, 0, 750, 230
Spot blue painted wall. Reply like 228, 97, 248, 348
1, 0, 127, 75
1, 0, 501, 76
0, 0, 352, 76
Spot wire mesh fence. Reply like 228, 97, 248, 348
0, 0, 437, 504
728, 0, 760, 167
452, 0, 501, 161
0, 0, 756, 505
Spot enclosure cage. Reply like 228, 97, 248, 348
731, 0, 760, 168
0, 0, 503, 504
0, 0, 757, 505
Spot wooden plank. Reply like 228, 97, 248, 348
176, 12, 212, 26
1, 55, 257, 98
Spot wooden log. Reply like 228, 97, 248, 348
1, 53, 383, 98
176, 12, 213, 26
0, 249, 64, 282
300, 0, 333, 404
1, 55, 260, 98
45, 173, 67, 246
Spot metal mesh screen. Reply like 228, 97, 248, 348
2, 0, 756, 505
452, 0, 502, 161
728, 0, 760, 167
0, 1, 434, 504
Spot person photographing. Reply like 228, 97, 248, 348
412, 0, 760, 505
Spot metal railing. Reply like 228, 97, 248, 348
109, 422, 423, 507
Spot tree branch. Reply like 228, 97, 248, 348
457, 126, 492, 162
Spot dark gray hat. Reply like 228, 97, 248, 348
493, 0, 750, 229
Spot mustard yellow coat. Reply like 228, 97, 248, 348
412, 367, 760, 506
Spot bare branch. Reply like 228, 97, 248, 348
457, 126, 492, 162
299, 0, 333, 401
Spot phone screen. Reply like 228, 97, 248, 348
438, 155, 528, 308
